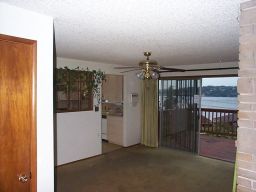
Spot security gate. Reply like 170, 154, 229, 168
159, 78, 201, 153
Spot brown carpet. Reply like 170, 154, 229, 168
57, 145, 234, 192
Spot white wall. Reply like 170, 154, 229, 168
56, 57, 141, 165
123, 73, 141, 147
0, 3, 54, 192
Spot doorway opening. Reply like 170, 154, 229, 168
199, 77, 238, 162
101, 74, 124, 154
101, 114, 122, 154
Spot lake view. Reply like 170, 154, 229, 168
201, 97, 237, 110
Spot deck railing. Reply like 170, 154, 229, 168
200, 108, 238, 138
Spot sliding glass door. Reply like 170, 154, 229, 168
159, 78, 201, 153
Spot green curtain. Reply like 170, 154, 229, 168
232, 158, 237, 192
141, 79, 158, 147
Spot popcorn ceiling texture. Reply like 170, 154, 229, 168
2, 0, 240, 66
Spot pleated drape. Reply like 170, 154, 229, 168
141, 79, 158, 147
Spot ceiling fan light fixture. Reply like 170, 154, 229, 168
151, 71, 159, 79
136, 71, 145, 80
144, 71, 151, 79
136, 69, 159, 80
136, 52, 160, 80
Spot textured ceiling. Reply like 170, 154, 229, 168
2, 0, 240, 66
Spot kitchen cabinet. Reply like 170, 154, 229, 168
107, 115, 123, 145
102, 75, 123, 102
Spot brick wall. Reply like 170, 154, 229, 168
237, 1, 256, 191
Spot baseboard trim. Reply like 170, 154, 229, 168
56, 143, 141, 167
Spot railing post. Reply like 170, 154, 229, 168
200, 108, 237, 138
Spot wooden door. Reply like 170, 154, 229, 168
0, 34, 37, 192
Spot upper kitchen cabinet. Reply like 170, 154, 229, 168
102, 75, 123, 102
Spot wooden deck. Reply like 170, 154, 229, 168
199, 134, 236, 163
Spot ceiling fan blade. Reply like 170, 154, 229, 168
158, 66, 239, 73
160, 66, 186, 72
158, 70, 177, 73
114, 66, 140, 69
120, 69, 141, 73
184, 67, 239, 72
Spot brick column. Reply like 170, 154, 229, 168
237, 1, 256, 191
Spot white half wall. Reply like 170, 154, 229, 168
57, 112, 101, 165
0, 3, 54, 192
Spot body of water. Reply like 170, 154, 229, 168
201, 97, 237, 110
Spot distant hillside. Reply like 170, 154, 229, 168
202, 86, 237, 97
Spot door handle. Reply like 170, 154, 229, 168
18, 174, 29, 183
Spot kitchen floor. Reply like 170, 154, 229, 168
102, 140, 122, 154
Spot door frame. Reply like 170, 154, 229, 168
0, 34, 37, 192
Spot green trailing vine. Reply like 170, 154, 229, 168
56, 66, 105, 105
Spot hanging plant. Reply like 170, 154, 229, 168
56, 67, 69, 92
56, 66, 105, 105
85, 68, 106, 105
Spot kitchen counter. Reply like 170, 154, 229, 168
108, 113, 123, 116
102, 102, 123, 117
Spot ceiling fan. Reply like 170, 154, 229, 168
114, 52, 239, 80
114, 52, 185, 79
